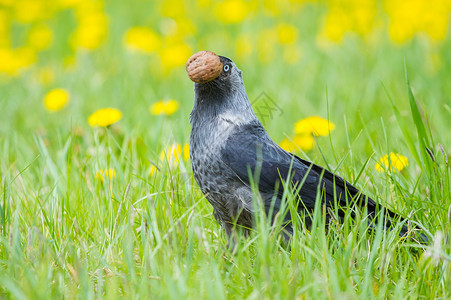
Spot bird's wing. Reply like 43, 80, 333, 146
220, 123, 379, 214
221, 123, 321, 209
291, 154, 382, 214
219, 122, 426, 242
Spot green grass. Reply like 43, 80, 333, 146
1, 2, 451, 298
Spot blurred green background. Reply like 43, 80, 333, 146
1, 0, 450, 152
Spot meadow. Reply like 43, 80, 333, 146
0, 0, 450, 298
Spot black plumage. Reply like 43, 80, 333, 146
188, 54, 426, 244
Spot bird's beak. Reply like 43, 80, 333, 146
186, 51, 223, 83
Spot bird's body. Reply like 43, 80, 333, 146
187, 51, 426, 244
189, 72, 257, 236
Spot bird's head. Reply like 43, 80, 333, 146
186, 51, 257, 124
186, 50, 245, 102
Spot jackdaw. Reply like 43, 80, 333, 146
186, 50, 427, 245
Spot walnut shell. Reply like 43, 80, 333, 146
186, 51, 223, 83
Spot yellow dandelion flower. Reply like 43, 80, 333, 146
183, 143, 190, 161
149, 165, 158, 176
156, 143, 190, 171
124, 26, 161, 54
295, 116, 336, 136
423, 5, 449, 42
196, 0, 210, 8
150, 99, 179, 116
280, 134, 315, 152
387, 20, 415, 45
375, 153, 409, 173
0, 49, 19, 75
88, 108, 122, 127
385, 0, 450, 44
0, 0, 13, 6
214, 0, 250, 24
292, 134, 315, 151
0, 47, 36, 75
96, 168, 116, 182
159, 42, 191, 72
150, 143, 188, 176
28, 24, 53, 51
262, 0, 280, 16
0, 10, 9, 47
319, 9, 350, 43
43, 88, 69, 112
280, 138, 296, 152
276, 23, 298, 45
71, 25, 104, 50
160, 144, 183, 164
71, 12, 108, 50
14, 0, 48, 23
58, 0, 83, 8
352, 5, 376, 37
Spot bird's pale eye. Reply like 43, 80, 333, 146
223, 64, 230, 72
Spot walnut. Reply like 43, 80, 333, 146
186, 51, 223, 83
